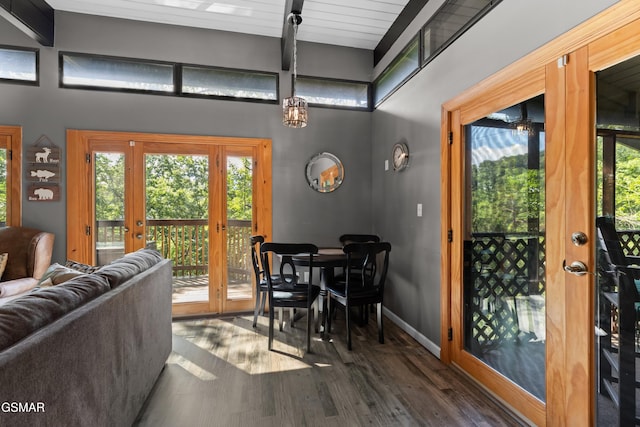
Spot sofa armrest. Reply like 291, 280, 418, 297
0, 278, 38, 298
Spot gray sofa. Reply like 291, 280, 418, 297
0, 248, 172, 427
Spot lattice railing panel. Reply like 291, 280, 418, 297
466, 234, 546, 350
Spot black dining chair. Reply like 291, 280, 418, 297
250, 235, 295, 330
260, 242, 320, 353
336, 234, 381, 279
326, 242, 391, 351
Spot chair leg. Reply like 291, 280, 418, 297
346, 302, 352, 351
377, 303, 384, 344
252, 293, 261, 328
253, 291, 267, 328
268, 304, 275, 351
314, 299, 319, 333
259, 292, 267, 315
307, 304, 313, 353
278, 308, 284, 331
326, 296, 332, 333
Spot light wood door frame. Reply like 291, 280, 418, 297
67, 130, 272, 316
441, 2, 640, 425
0, 126, 22, 226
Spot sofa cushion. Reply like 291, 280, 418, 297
96, 248, 163, 289
38, 263, 86, 287
0, 274, 110, 351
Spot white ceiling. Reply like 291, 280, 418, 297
45, 0, 412, 50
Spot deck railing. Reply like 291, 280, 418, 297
466, 232, 546, 349
96, 219, 253, 281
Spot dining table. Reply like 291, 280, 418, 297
291, 247, 348, 336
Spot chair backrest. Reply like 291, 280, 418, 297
343, 242, 391, 295
260, 243, 317, 288
596, 216, 640, 299
250, 235, 265, 283
339, 234, 381, 245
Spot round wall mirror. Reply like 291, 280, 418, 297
305, 152, 344, 193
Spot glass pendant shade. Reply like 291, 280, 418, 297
283, 95, 308, 128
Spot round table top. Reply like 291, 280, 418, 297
291, 247, 346, 267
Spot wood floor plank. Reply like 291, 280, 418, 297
135, 313, 525, 427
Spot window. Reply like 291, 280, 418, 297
373, 36, 420, 107
0, 46, 38, 85
295, 76, 370, 110
181, 65, 278, 103
60, 52, 174, 93
422, 0, 500, 66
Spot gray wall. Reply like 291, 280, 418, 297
371, 0, 618, 348
0, 11, 373, 263
0, 0, 621, 352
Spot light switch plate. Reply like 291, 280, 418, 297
417, 203, 423, 217
385, 159, 389, 171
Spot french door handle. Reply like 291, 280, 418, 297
563, 260, 588, 276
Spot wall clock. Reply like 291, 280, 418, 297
392, 142, 409, 171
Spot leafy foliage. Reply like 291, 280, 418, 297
471, 153, 545, 233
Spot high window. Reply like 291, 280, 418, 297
0, 46, 38, 85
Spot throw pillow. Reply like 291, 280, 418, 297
64, 260, 100, 274
0, 252, 7, 279
37, 263, 86, 287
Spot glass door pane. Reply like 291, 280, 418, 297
463, 94, 546, 401
595, 55, 640, 425
145, 154, 209, 305
225, 154, 253, 302
95, 152, 126, 266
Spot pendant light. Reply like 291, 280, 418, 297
282, 13, 308, 128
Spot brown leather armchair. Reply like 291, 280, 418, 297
0, 226, 55, 299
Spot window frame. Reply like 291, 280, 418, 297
421, 0, 503, 68
293, 75, 372, 111
0, 44, 39, 86
59, 51, 178, 96
180, 63, 279, 105
373, 35, 421, 108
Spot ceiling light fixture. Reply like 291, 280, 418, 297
513, 102, 534, 136
283, 12, 308, 128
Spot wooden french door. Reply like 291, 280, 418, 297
67, 130, 272, 316
442, 3, 640, 425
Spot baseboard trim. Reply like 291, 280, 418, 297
383, 307, 441, 358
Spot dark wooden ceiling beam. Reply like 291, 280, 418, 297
281, 0, 304, 71
374, 0, 428, 66
0, 0, 54, 46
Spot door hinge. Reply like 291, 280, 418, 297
85, 225, 91, 236
254, 222, 258, 232
8, 149, 12, 161
85, 153, 91, 164
448, 131, 453, 145
557, 54, 569, 68
448, 328, 453, 341
447, 229, 453, 242
216, 155, 220, 168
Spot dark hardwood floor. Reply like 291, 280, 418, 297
134, 311, 524, 426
